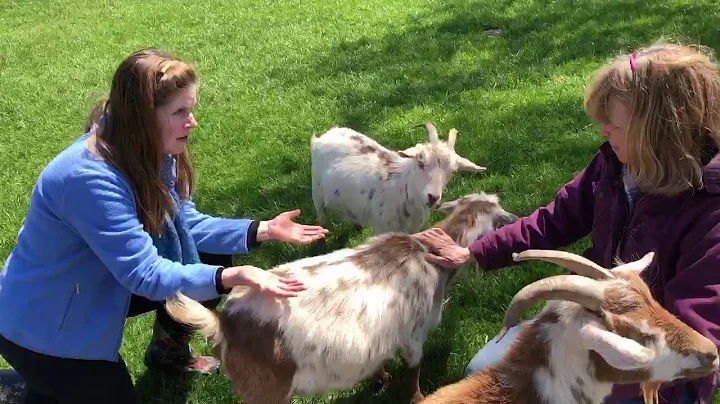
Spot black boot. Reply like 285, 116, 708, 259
143, 320, 220, 375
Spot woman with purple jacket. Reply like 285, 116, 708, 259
414, 42, 720, 404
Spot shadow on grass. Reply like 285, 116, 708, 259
134, 371, 194, 404
285, 0, 719, 133
184, 1, 720, 402
266, 0, 720, 178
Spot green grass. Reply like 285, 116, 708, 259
2, 0, 720, 402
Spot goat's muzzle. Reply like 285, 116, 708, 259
697, 349, 720, 374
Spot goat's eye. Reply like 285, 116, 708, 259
417, 160, 425, 170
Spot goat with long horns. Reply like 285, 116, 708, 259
423, 249, 719, 404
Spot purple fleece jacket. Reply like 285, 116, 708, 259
470, 141, 720, 403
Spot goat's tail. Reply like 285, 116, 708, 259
164, 293, 224, 349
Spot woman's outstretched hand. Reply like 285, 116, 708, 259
222, 265, 306, 298
412, 228, 472, 269
261, 209, 329, 244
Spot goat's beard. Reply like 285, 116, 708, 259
641, 381, 661, 404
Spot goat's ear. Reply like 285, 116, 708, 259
454, 155, 487, 172
580, 322, 655, 370
438, 199, 459, 213
447, 128, 458, 150
492, 211, 520, 229
399, 145, 422, 158
611, 252, 655, 275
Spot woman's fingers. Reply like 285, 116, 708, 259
303, 226, 329, 233
424, 252, 454, 267
410, 231, 432, 244
280, 279, 304, 286
281, 283, 307, 292
412, 228, 452, 252
268, 287, 303, 297
282, 209, 302, 219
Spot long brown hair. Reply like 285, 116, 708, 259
86, 48, 197, 235
584, 41, 720, 195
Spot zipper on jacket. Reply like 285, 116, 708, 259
58, 283, 80, 331
615, 192, 646, 260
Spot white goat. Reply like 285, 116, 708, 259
310, 123, 486, 234
165, 192, 517, 404
422, 250, 720, 404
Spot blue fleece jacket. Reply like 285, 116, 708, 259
0, 133, 255, 361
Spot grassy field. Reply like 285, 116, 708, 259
2, 0, 720, 402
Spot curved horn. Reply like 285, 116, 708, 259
496, 275, 605, 341
512, 249, 615, 280
448, 128, 457, 149
421, 122, 439, 144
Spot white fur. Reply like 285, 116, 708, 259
222, 236, 449, 395
310, 126, 485, 234
530, 302, 615, 404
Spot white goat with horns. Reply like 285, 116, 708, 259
422, 249, 720, 404
310, 122, 486, 234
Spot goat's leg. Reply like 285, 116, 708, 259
311, 182, 326, 226
222, 350, 294, 404
405, 363, 423, 403
402, 344, 425, 403
373, 362, 391, 391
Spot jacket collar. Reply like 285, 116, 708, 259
598, 141, 720, 195
702, 154, 720, 194
161, 154, 177, 189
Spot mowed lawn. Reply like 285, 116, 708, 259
2, 0, 720, 402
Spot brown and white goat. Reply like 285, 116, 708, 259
310, 123, 487, 234
422, 250, 720, 404
165, 192, 517, 404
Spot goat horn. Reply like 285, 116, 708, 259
418, 122, 439, 144
512, 249, 615, 280
448, 128, 457, 149
496, 275, 605, 342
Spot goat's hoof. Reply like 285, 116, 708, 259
410, 392, 425, 403
374, 371, 391, 391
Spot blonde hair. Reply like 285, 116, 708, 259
584, 41, 720, 195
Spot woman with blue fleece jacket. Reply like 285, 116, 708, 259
0, 48, 328, 404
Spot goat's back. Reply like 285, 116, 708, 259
310, 127, 394, 159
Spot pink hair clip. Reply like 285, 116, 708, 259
629, 51, 637, 72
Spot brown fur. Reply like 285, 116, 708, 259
359, 145, 377, 154
348, 133, 396, 169
424, 311, 558, 404
436, 200, 499, 243
598, 271, 717, 381
610, 272, 712, 349
217, 310, 297, 404
349, 234, 430, 283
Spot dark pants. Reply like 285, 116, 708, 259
0, 252, 232, 404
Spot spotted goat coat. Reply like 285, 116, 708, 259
165, 192, 518, 404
